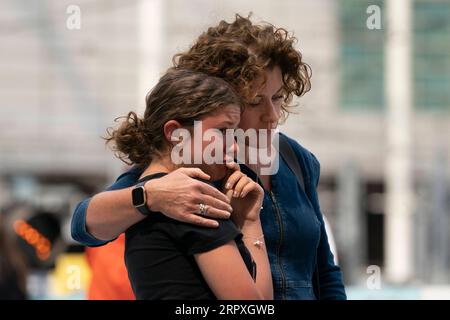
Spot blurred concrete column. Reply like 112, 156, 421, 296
384, 0, 414, 283
137, 0, 165, 114
413, 184, 429, 282
336, 161, 365, 285
413, 148, 449, 283
430, 149, 449, 283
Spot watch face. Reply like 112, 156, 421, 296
132, 186, 146, 207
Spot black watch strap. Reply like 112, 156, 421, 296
132, 181, 152, 216
132, 172, 168, 216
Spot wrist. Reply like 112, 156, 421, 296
143, 179, 157, 212
242, 232, 265, 248
242, 205, 263, 222
239, 218, 262, 233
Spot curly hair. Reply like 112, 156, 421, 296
173, 14, 312, 119
105, 69, 243, 168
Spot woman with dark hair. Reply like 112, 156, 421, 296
72, 14, 346, 300
107, 68, 272, 299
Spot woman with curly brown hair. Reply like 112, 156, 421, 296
72, 14, 346, 300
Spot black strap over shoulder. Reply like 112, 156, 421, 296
277, 133, 306, 192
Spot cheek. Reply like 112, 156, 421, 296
239, 109, 257, 129
212, 164, 228, 179
274, 102, 282, 113
200, 163, 227, 180
276, 104, 283, 118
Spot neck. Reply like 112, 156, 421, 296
140, 155, 177, 178
243, 143, 276, 176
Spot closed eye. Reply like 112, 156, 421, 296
273, 95, 284, 101
216, 128, 235, 135
248, 97, 263, 106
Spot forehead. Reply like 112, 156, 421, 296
252, 66, 283, 94
203, 104, 241, 124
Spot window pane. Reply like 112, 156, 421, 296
414, 0, 450, 112
339, 0, 385, 111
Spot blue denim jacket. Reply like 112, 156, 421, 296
71, 133, 346, 300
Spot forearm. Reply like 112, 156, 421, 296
86, 187, 145, 241
241, 220, 273, 300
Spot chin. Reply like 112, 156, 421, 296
208, 165, 228, 181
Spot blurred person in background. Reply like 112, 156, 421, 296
85, 234, 134, 300
15, 211, 61, 270
0, 208, 28, 300
72, 14, 346, 300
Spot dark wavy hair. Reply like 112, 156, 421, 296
173, 13, 312, 120
105, 69, 243, 168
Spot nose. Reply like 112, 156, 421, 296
230, 136, 239, 156
261, 100, 280, 125
224, 134, 239, 160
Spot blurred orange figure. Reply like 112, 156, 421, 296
85, 233, 135, 300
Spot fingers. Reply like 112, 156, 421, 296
177, 192, 233, 227
204, 206, 232, 220
225, 161, 240, 172
224, 188, 234, 203
197, 181, 230, 205
179, 213, 220, 228
195, 182, 234, 219
181, 167, 211, 181
200, 195, 232, 218
224, 170, 246, 190
234, 176, 251, 198
161, 196, 228, 228
240, 182, 261, 198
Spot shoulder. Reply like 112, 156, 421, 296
129, 213, 241, 256
116, 166, 143, 182
105, 166, 144, 191
279, 132, 321, 182
171, 219, 242, 255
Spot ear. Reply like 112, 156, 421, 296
163, 120, 183, 145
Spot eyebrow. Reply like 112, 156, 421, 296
275, 86, 284, 94
255, 86, 284, 98
217, 120, 238, 128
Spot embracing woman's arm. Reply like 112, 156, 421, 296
194, 219, 273, 300
84, 187, 145, 242
71, 168, 142, 246
72, 167, 233, 246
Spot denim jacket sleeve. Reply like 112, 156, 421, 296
71, 167, 142, 247
284, 134, 347, 300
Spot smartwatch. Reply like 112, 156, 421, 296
132, 181, 152, 216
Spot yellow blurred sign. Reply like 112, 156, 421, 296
50, 253, 92, 297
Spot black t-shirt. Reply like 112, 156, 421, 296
125, 172, 256, 300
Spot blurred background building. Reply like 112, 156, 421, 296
0, 0, 449, 299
